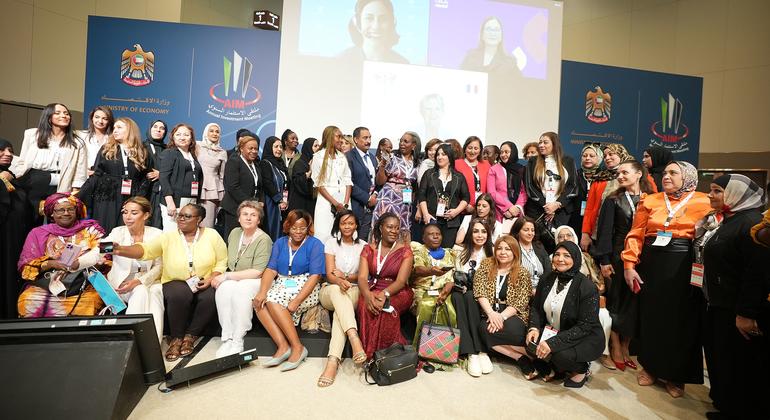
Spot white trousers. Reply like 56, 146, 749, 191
160, 197, 197, 232
122, 283, 165, 343
598, 307, 612, 355
215, 278, 261, 342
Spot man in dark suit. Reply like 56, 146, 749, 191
346, 126, 377, 242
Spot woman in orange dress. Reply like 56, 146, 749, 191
621, 161, 711, 398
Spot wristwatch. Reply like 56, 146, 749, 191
383, 290, 391, 298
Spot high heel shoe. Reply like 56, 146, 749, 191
279, 347, 308, 372
564, 370, 591, 388
624, 358, 638, 370
262, 349, 291, 367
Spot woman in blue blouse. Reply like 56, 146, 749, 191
252, 209, 325, 371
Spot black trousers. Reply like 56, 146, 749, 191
451, 290, 484, 355
480, 315, 527, 348
533, 347, 589, 374
163, 281, 217, 339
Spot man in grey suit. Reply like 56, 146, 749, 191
345, 126, 378, 242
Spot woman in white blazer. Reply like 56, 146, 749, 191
7, 103, 88, 224
105, 196, 164, 342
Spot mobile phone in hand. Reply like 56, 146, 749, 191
99, 241, 114, 254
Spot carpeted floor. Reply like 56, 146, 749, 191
129, 338, 712, 419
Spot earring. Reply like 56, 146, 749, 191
352, 231, 358, 241
336, 231, 342, 241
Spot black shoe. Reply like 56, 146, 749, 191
564, 371, 590, 388
518, 357, 537, 379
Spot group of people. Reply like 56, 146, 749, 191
1, 103, 768, 417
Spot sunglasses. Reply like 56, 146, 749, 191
546, 169, 562, 181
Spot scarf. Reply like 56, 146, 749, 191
144, 120, 168, 148
668, 161, 698, 199
553, 241, 582, 283
0, 138, 12, 172
262, 136, 289, 175
646, 146, 673, 175
428, 247, 446, 260
200, 123, 224, 152
580, 144, 603, 178
593, 143, 632, 182
299, 138, 316, 163
713, 174, 765, 215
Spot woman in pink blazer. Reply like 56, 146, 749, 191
487, 141, 527, 226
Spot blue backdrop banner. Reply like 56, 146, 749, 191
559, 60, 703, 166
84, 16, 281, 150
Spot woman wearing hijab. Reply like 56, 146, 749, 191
698, 174, 768, 418
288, 139, 316, 216
526, 241, 604, 388
643, 146, 673, 193
196, 123, 228, 228
260, 136, 290, 241
0, 139, 32, 318
487, 141, 526, 233
570, 144, 602, 237
622, 161, 712, 397
143, 120, 168, 229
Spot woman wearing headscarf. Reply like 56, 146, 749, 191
288, 138, 316, 215
526, 241, 604, 388
569, 144, 602, 237
698, 174, 768, 418
487, 141, 526, 233
0, 139, 32, 318
196, 123, 228, 228
143, 120, 168, 229
260, 136, 290, 241
643, 146, 673, 193
622, 161, 712, 398
580, 143, 633, 251
17, 193, 106, 317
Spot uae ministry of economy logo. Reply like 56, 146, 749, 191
207, 50, 262, 122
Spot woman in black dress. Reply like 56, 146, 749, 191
417, 143, 469, 248
594, 160, 654, 370
288, 138, 316, 216
260, 136, 289, 241
221, 135, 262, 239
143, 120, 168, 229
87, 117, 149, 232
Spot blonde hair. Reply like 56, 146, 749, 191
532, 131, 566, 195
102, 117, 147, 171
318, 125, 340, 183
486, 235, 523, 287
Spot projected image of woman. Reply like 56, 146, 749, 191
340, 0, 409, 64
461, 17, 519, 76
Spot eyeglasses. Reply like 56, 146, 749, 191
176, 213, 198, 220
546, 169, 562, 181
289, 226, 308, 233
53, 207, 76, 214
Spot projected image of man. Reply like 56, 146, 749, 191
339, 0, 409, 64
420, 93, 446, 141
461, 16, 519, 76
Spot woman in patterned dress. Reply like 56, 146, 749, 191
371, 131, 420, 237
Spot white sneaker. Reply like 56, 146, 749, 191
230, 339, 244, 354
479, 352, 494, 374
467, 354, 482, 377
216, 339, 233, 358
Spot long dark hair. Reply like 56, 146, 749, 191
434, 143, 456, 172
330, 209, 363, 245
474, 193, 496, 229
372, 211, 399, 244
86, 106, 115, 137
35, 103, 79, 149
510, 216, 540, 245
460, 217, 494, 265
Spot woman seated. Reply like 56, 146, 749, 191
511, 216, 551, 294
17, 193, 105, 317
456, 193, 503, 245
526, 241, 605, 388
318, 210, 367, 387
104, 197, 163, 341
453, 218, 494, 376
211, 201, 272, 357
357, 212, 414, 360
474, 235, 534, 378
410, 224, 457, 345
113, 203, 227, 361
252, 209, 324, 371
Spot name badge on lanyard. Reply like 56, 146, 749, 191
283, 278, 299, 293
282, 181, 289, 203
186, 153, 199, 196
287, 238, 307, 276
120, 146, 132, 195
541, 325, 558, 341
579, 200, 587, 216
653, 191, 695, 247
690, 263, 704, 287
402, 186, 412, 204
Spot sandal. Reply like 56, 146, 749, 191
637, 369, 655, 386
165, 338, 182, 362
347, 329, 367, 364
665, 382, 684, 398
543, 371, 565, 383
180, 334, 198, 357
317, 356, 340, 388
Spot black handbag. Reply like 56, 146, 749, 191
32, 268, 90, 315
452, 260, 476, 293
364, 343, 418, 386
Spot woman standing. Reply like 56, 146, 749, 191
417, 138, 441, 185
622, 161, 711, 397
260, 136, 290, 241
281, 129, 301, 175
460, 17, 519, 76
455, 193, 503, 245
144, 120, 168, 229
523, 132, 578, 252
9, 103, 88, 225
417, 144, 469, 248
159, 124, 204, 231
454, 136, 491, 213
289, 139, 316, 215
487, 141, 526, 232
311, 126, 352, 244
221, 135, 262, 239
252, 210, 325, 371
356, 212, 414, 359
87, 117, 149, 233
511, 216, 552, 293
104, 197, 164, 341
595, 161, 654, 371
196, 123, 227, 228
569, 144, 602, 238
212, 201, 272, 357
79, 106, 114, 172
643, 146, 673, 192
700, 174, 768, 418
375, 138, 392, 163
372, 132, 419, 236
318, 210, 367, 386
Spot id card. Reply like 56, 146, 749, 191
282, 189, 289, 203
690, 263, 704, 288
191, 181, 200, 196
436, 202, 446, 217
541, 325, 559, 341
580, 200, 587, 216
120, 179, 133, 195
186, 276, 200, 293
427, 290, 440, 297
49, 277, 66, 296
651, 230, 673, 247
283, 278, 299, 293
402, 187, 412, 204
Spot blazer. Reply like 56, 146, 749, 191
9, 128, 88, 192
104, 226, 163, 289
221, 154, 263, 215
159, 148, 204, 206
454, 159, 491, 207
417, 167, 470, 228
523, 155, 578, 217
472, 259, 532, 323
346, 148, 377, 219
487, 163, 526, 221
529, 271, 605, 359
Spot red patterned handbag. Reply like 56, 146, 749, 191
417, 303, 460, 364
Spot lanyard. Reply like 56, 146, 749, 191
495, 274, 507, 297
120, 145, 129, 177
179, 228, 200, 276
287, 237, 307, 276
521, 246, 539, 277
236, 230, 256, 262
465, 159, 481, 191
663, 191, 695, 229
624, 192, 638, 217
181, 150, 197, 181
240, 156, 259, 193
376, 241, 396, 276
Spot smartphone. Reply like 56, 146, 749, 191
58, 243, 82, 266
440, 266, 452, 272
99, 241, 114, 254
382, 297, 394, 313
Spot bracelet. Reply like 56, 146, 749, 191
501, 314, 508, 321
